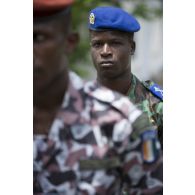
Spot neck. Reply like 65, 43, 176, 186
97, 71, 132, 95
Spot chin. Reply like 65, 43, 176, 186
100, 72, 118, 80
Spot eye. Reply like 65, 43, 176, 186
91, 41, 102, 48
33, 33, 46, 43
111, 41, 122, 46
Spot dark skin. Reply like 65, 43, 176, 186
90, 30, 135, 95
33, 11, 78, 135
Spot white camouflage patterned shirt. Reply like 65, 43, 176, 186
34, 72, 162, 195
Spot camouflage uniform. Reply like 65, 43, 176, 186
127, 74, 163, 146
34, 72, 162, 195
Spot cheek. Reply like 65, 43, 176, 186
43, 49, 65, 74
115, 51, 125, 61
47, 45, 65, 62
91, 50, 98, 63
123, 55, 131, 67
36, 44, 56, 61
115, 50, 130, 67
118, 48, 130, 60
122, 52, 130, 61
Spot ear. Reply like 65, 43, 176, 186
130, 40, 136, 55
65, 32, 79, 54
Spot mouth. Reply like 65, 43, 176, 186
100, 61, 114, 67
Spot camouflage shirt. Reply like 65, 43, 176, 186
127, 74, 163, 146
34, 72, 162, 195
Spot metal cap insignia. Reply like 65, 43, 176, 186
89, 13, 95, 24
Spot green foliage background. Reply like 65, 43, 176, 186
69, 0, 162, 78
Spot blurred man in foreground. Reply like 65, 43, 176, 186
33, 1, 162, 194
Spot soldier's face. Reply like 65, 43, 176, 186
33, 17, 77, 94
90, 30, 135, 79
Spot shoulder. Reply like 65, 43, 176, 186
142, 80, 163, 101
84, 81, 156, 140
84, 80, 142, 122
69, 71, 85, 90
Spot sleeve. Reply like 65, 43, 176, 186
153, 101, 163, 148
121, 113, 163, 195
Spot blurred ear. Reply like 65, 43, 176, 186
65, 32, 79, 54
130, 40, 135, 55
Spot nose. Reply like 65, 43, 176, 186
100, 43, 112, 57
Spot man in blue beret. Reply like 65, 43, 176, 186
88, 6, 163, 147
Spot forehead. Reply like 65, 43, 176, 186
90, 30, 131, 40
34, 13, 70, 33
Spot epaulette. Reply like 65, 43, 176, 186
143, 81, 163, 101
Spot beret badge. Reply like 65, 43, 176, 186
89, 13, 95, 25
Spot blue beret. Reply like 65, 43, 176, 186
88, 6, 140, 33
